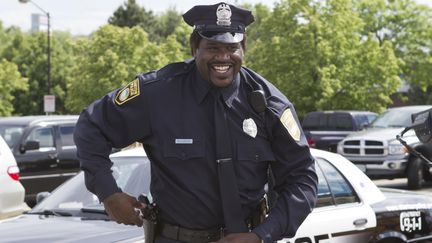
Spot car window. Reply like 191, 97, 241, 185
315, 161, 334, 207
0, 125, 25, 148
59, 125, 75, 147
315, 157, 360, 207
371, 108, 428, 128
26, 127, 54, 149
303, 113, 353, 131
32, 153, 150, 211
354, 115, 365, 127
334, 114, 353, 131
302, 113, 322, 130
366, 114, 377, 123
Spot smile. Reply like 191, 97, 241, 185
211, 64, 231, 73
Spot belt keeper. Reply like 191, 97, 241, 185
173, 225, 179, 240
219, 227, 225, 239
216, 158, 232, 164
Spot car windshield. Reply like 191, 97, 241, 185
30, 154, 151, 218
0, 125, 25, 148
370, 107, 431, 128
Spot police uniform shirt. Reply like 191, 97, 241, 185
74, 60, 318, 242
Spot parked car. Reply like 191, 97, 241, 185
0, 135, 29, 219
0, 115, 79, 206
302, 110, 377, 152
337, 105, 432, 190
1, 147, 431, 243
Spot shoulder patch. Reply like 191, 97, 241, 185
280, 108, 301, 141
115, 79, 140, 105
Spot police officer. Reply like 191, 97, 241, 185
74, 2, 317, 243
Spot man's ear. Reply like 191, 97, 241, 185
191, 47, 197, 57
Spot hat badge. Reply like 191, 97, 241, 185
216, 4, 231, 26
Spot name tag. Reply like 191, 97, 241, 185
175, 139, 193, 144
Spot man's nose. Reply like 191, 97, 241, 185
215, 49, 231, 60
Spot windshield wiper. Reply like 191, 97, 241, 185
81, 207, 107, 215
387, 125, 404, 128
26, 209, 73, 217
80, 207, 110, 221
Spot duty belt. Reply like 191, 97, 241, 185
158, 222, 225, 243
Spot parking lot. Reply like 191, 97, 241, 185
374, 178, 432, 196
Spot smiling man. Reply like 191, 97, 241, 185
74, 2, 317, 243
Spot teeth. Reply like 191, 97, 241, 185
213, 65, 230, 73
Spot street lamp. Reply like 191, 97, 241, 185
18, 0, 51, 95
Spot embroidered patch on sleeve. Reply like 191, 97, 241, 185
280, 108, 301, 141
115, 79, 140, 105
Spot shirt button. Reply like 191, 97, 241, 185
255, 155, 260, 161
181, 151, 187, 160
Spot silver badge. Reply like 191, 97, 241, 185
243, 118, 257, 138
216, 3, 231, 26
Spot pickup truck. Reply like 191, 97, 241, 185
337, 105, 432, 189
302, 110, 377, 152
0, 115, 79, 206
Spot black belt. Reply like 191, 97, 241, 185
158, 222, 225, 243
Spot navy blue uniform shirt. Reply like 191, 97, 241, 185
74, 60, 318, 242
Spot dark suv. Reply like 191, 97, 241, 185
302, 110, 377, 152
0, 115, 79, 205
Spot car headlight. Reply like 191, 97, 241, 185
388, 143, 407, 155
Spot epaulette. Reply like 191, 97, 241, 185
137, 59, 195, 85
115, 60, 195, 106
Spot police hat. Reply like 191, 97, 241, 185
183, 2, 254, 43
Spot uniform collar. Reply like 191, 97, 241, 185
194, 68, 240, 108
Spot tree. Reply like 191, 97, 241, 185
153, 7, 183, 41
0, 59, 28, 116
247, 0, 401, 117
1, 29, 75, 115
356, 0, 432, 100
66, 25, 167, 113
108, 0, 158, 40
108, 1, 183, 42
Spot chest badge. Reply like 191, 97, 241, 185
243, 118, 257, 138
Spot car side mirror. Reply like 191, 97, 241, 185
19, 140, 40, 153
359, 123, 368, 130
36, 191, 51, 204
411, 108, 432, 143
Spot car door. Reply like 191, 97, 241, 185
280, 158, 376, 243
14, 125, 58, 202
56, 123, 79, 170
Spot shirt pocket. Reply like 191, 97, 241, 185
163, 139, 205, 161
237, 140, 275, 163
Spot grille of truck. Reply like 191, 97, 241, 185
341, 139, 385, 155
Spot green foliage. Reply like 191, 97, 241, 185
248, 0, 402, 116
356, 0, 432, 95
0, 59, 28, 116
1, 0, 431, 116
153, 7, 183, 42
108, 0, 157, 30
65, 25, 167, 113
108, 0, 182, 42
1, 29, 75, 115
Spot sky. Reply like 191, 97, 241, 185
0, 0, 277, 36
0, 0, 431, 36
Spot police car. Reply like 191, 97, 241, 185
283, 149, 432, 243
0, 147, 432, 242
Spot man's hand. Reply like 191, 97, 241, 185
210, 232, 262, 243
103, 192, 145, 226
